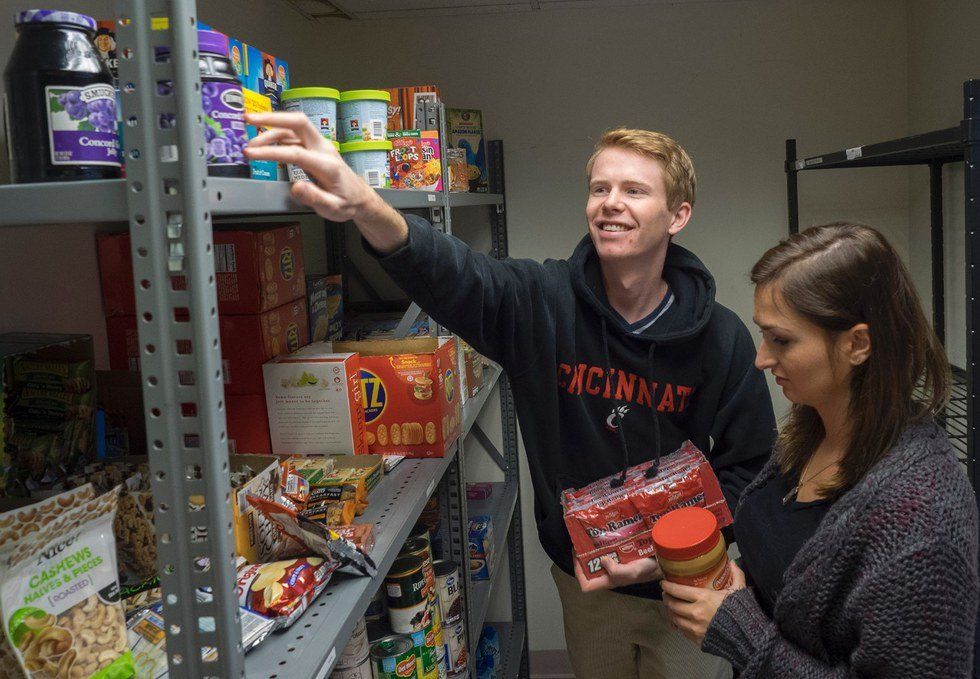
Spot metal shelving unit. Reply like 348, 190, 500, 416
785, 79, 980, 493
484, 622, 527, 679
0, 1, 527, 677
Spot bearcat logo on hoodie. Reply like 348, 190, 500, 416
557, 362, 693, 413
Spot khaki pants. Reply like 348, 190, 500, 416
552, 564, 732, 679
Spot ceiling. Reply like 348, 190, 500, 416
282, 0, 738, 21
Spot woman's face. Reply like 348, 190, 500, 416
753, 284, 858, 411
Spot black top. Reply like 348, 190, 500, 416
734, 469, 833, 616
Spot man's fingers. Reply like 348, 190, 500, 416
246, 144, 341, 184
247, 126, 303, 148
245, 111, 328, 149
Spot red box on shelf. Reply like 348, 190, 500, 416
106, 298, 309, 395
96, 224, 306, 317
227, 394, 272, 455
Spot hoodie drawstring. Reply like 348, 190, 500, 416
601, 317, 662, 488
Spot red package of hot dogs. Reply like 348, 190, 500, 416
563, 441, 732, 580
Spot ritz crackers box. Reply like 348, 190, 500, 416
331, 337, 461, 458
97, 224, 306, 316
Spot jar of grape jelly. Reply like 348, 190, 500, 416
197, 29, 249, 177
4, 10, 121, 183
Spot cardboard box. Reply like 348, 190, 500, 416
263, 348, 365, 455
307, 274, 343, 342
384, 85, 441, 131
231, 454, 284, 564
94, 20, 118, 81
463, 343, 485, 399
468, 514, 494, 581
388, 130, 442, 192
446, 108, 488, 193
243, 87, 279, 181
97, 224, 306, 316
446, 148, 469, 193
330, 337, 461, 458
241, 44, 290, 110
107, 298, 309, 394
227, 394, 272, 455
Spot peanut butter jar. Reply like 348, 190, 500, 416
652, 506, 733, 590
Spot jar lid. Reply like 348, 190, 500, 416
651, 506, 721, 561
283, 87, 340, 101
339, 89, 391, 103
197, 28, 229, 57
340, 140, 393, 153
16, 9, 96, 31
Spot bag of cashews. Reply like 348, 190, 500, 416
0, 484, 135, 679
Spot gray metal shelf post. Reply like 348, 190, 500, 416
115, 1, 243, 676
963, 79, 980, 494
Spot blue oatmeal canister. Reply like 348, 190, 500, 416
288, 139, 340, 183
282, 87, 340, 141
339, 89, 390, 142
341, 140, 392, 188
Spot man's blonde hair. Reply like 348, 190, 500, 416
586, 128, 696, 211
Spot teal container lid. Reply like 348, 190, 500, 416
283, 87, 340, 101
339, 89, 391, 103
340, 140, 393, 153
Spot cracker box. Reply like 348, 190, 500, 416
227, 394, 272, 454
446, 108, 488, 193
308, 274, 343, 342
384, 85, 441, 131
330, 337, 461, 458
468, 515, 494, 581
389, 130, 443, 192
263, 348, 366, 456
106, 298, 309, 394
97, 224, 306, 316
243, 87, 279, 181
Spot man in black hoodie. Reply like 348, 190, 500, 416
247, 113, 775, 679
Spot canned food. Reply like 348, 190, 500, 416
370, 635, 417, 679
433, 560, 464, 625
442, 620, 468, 675
401, 535, 436, 598
386, 555, 427, 610
330, 651, 372, 679
408, 619, 439, 679
336, 617, 370, 670
389, 597, 429, 635
366, 583, 388, 621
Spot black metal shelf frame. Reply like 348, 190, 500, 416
786, 79, 979, 494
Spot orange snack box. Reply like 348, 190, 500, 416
332, 337, 461, 458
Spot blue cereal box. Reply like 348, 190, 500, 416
242, 44, 290, 110
307, 274, 343, 342
468, 515, 494, 581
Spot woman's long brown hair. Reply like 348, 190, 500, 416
751, 222, 951, 495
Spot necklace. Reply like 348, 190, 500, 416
782, 458, 838, 505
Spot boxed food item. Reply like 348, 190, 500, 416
446, 108, 488, 193
562, 441, 733, 581
330, 337, 462, 458
446, 147, 469, 193
97, 224, 306, 316
383, 85, 441, 130
308, 274, 343, 342
107, 297, 309, 394
0, 485, 134, 679
458, 340, 485, 400
263, 348, 366, 455
241, 43, 290, 110
389, 130, 442, 191
468, 515, 494, 581
0, 333, 97, 495
232, 455, 294, 564
227, 393, 272, 454
243, 87, 280, 181
341, 312, 431, 341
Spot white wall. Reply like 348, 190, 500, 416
907, 0, 980, 370
0, 0, 915, 661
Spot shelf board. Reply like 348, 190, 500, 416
0, 178, 503, 227
483, 621, 527, 679
788, 126, 963, 171
467, 480, 520, 647
462, 363, 503, 438
244, 445, 457, 679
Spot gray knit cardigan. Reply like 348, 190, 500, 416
703, 421, 979, 678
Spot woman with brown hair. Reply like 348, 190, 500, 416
662, 222, 978, 677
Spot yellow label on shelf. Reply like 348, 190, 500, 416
151, 16, 169, 31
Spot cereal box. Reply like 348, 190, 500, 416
389, 130, 442, 192
384, 85, 441, 131
107, 298, 309, 394
330, 337, 461, 459
307, 274, 343, 342
242, 44, 290, 110
446, 108, 488, 193
97, 224, 306, 316
243, 87, 279, 181
263, 349, 366, 456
